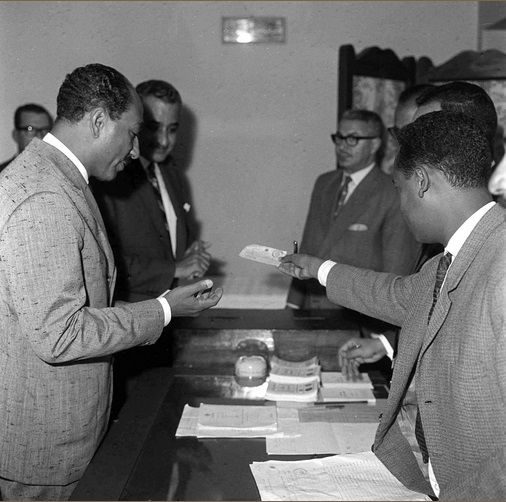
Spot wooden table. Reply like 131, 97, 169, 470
71, 309, 392, 500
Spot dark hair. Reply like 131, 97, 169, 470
341, 108, 384, 138
136, 80, 182, 104
14, 103, 53, 129
395, 111, 492, 189
56, 63, 134, 123
397, 84, 435, 106
416, 81, 497, 150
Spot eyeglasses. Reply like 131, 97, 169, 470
16, 125, 50, 136
331, 132, 378, 147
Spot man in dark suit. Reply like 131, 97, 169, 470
0, 64, 221, 500
0, 103, 53, 172
279, 111, 506, 499
93, 80, 210, 303
286, 109, 420, 310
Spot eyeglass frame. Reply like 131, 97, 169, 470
16, 125, 50, 136
331, 131, 379, 147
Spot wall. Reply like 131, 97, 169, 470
0, 1, 478, 282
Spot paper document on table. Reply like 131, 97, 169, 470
250, 451, 431, 501
267, 420, 378, 455
320, 386, 376, 404
239, 244, 287, 266
298, 401, 385, 423
321, 371, 372, 388
269, 356, 321, 384
196, 404, 277, 437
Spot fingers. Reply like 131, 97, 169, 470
178, 279, 214, 297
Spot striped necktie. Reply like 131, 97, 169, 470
415, 251, 453, 463
146, 163, 170, 234
333, 174, 351, 217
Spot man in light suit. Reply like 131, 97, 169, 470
286, 109, 420, 310
279, 111, 506, 499
92, 79, 210, 303
0, 64, 222, 501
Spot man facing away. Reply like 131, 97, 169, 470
0, 103, 53, 172
92, 79, 210, 303
279, 110, 506, 500
286, 109, 420, 310
0, 64, 222, 501
339, 81, 499, 376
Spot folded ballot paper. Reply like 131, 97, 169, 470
320, 371, 376, 404
239, 244, 287, 266
265, 356, 321, 403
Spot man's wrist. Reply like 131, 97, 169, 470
317, 260, 337, 286
157, 289, 172, 326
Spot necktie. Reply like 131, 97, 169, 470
415, 251, 453, 463
333, 174, 351, 217
146, 163, 170, 235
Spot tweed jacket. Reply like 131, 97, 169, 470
92, 157, 198, 302
0, 139, 165, 485
325, 203, 506, 500
288, 166, 421, 309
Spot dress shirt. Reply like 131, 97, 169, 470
42, 136, 172, 325
342, 162, 375, 204
140, 156, 178, 256
317, 200, 496, 497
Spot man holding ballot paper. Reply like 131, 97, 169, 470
278, 110, 506, 500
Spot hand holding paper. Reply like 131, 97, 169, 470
239, 244, 287, 266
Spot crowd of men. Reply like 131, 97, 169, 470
0, 61, 505, 500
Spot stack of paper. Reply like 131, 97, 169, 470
250, 451, 431, 501
265, 356, 320, 403
320, 371, 376, 404
175, 404, 278, 438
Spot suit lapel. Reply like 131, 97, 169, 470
420, 204, 504, 357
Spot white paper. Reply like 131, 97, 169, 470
265, 380, 319, 403
198, 403, 277, 430
270, 356, 321, 384
250, 451, 431, 501
321, 371, 372, 388
320, 386, 376, 404
239, 244, 287, 266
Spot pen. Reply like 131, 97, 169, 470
293, 240, 298, 254
311, 403, 345, 408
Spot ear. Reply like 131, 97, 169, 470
371, 137, 382, 156
414, 165, 430, 198
89, 107, 108, 138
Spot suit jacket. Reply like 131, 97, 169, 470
0, 139, 164, 485
288, 166, 421, 310
325, 203, 506, 499
92, 158, 199, 302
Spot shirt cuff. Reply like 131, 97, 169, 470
317, 260, 337, 287
156, 290, 172, 326
371, 333, 394, 360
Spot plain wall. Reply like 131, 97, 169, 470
0, 1, 478, 281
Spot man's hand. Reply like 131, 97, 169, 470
338, 337, 387, 379
277, 253, 324, 280
175, 240, 211, 280
163, 279, 223, 317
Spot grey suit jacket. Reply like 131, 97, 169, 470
0, 139, 165, 485
288, 166, 421, 309
92, 157, 198, 302
325, 204, 506, 499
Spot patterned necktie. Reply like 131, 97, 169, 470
146, 163, 170, 234
415, 251, 453, 463
333, 174, 352, 217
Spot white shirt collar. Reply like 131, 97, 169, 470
445, 201, 496, 258
345, 162, 375, 186
43, 132, 89, 184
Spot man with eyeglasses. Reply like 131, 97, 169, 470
0, 103, 53, 172
287, 108, 420, 310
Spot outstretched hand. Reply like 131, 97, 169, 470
277, 253, 324, 280
338, 337, 387, 379
163, 279, 222, 317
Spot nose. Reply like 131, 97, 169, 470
156, 128, 169, 148
129, 135, 140, 160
